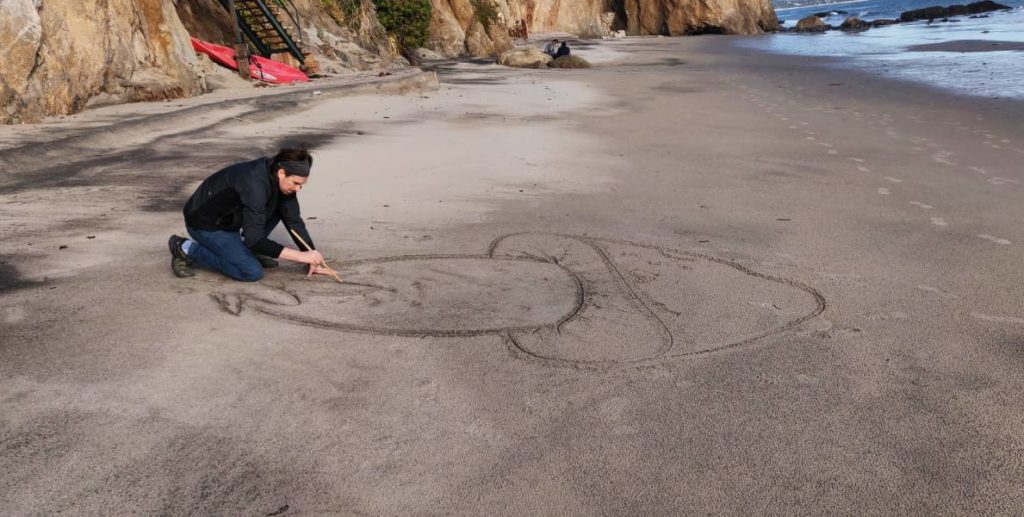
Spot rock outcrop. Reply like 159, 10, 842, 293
429, 0, 514, 57
1, 0, 206, 124
496, 47, 553, 68
794, 15, 828, 32
621, 0, 779, 35
429, 0, 779, 57
548, 55, 593, 68
507, 0, 614, 37
899, 1, 1010, 22
839, 16, 869, 30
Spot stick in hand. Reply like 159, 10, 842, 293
290, 229, 343, 284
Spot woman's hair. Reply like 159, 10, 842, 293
270, 146, 313, 175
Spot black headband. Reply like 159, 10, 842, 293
278, 160, 311, 177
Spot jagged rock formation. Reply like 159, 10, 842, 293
429, 0, 778, 57
2, 0, 779, 121
0, 0, 405, 123
429, 0, 515, 57
1, 0, 206, 124
621, 0, 778, 35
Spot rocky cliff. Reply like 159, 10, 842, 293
1, 0, 777, 122
428, 0, 515, 57
1, 0, 206, 124
0, 0, 402, 123
428, 0, 777, 56
173, 0, 400, 72
623, 0, 778, 35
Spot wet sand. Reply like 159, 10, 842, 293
2, 36, 1024, 514
907, 39, 1024, 51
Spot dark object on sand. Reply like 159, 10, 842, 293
899, 1, 1010, 23
548, 56, 592, 69
168, 235, 195, 278
555, 42, 571, 58
795, 15, 830, 33
840, 17, 870, 30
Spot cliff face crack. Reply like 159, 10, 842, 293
210, 233, 826, 366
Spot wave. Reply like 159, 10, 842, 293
775, 0, 873, 12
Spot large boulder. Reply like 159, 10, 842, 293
548, 55, 592, 68
496, 47, 552, 68
839, 16, 870, 30
1, 0, 206, 123
0, 0, 42, 122
795, 15, 829, 33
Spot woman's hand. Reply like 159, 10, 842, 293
306, 264, 337, 278
300, 250, 325, 266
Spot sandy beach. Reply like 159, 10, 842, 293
2, 35, 1023, 514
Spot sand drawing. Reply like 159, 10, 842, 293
211, 233, 826, 365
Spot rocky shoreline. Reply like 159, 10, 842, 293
785, 0, 1011, 33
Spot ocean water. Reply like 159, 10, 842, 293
739, 0, 1024, 99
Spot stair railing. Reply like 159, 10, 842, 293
256, 0, 304, 62
216, 0, 305, 64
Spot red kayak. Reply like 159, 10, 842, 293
190, 37, 309, 85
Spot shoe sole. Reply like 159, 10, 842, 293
171, 256, 195, 278
168, 235, 189, 261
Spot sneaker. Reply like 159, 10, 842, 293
255, 254, 279, 268
168, 235, 195, 278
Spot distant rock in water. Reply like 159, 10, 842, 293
795, 15, 829, 33
899, 1, 1010, 23
813, 10, 848, 18
839, 17, 870, 30
548, 55, 593, 69
871, 19, 898, 27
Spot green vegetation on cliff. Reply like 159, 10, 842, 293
320, 0, 362, 28
470, 0, 499, 29
372, 0, 431, 48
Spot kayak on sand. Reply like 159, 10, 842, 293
190, 37, 309, 85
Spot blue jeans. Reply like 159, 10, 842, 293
186, 217, 280, 282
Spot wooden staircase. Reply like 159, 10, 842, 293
218, 0, 307, 66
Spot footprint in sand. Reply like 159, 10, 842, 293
931, 151, 956, 166
909, 201, 933, 209
883, 176, 902, 183
918, 284, 957, 299
971, 313, 1024, 324
930, 217, 948, 227
988, 177, 1019, 186
878, 188, 891, 195
857, 166, 872, 172
978, 234, 1011, 245
848, 157, 864, 163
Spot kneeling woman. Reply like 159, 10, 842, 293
168, 146, 333, 281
